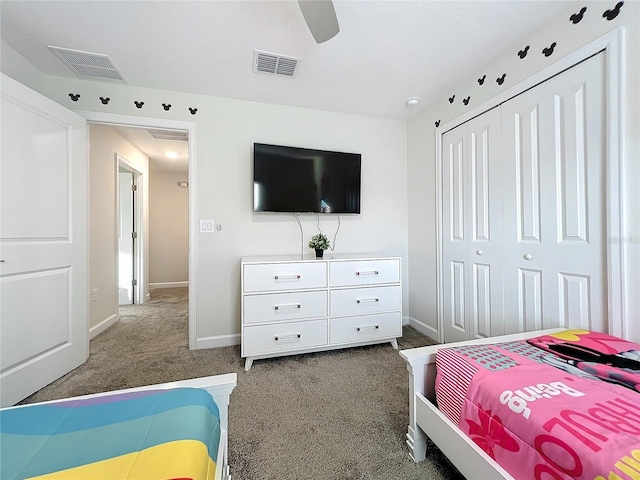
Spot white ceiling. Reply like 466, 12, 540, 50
111, 126, 189, 172
0, 0, 579, 122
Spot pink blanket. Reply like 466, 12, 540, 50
436, 330, 640, 479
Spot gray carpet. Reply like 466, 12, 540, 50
22, 287, 464, 480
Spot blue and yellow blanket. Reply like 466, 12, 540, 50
0, 387, 221, 480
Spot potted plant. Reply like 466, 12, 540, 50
308, 233, 330, 258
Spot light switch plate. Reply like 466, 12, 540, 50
200, 220, 214, 233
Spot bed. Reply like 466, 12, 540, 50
0, 373, 237, 480
400, 329, 640, 479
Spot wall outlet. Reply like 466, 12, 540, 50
92, 288, 98, 302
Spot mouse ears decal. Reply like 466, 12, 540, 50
518, 46, 530, 59
69, 93, 80, 102
542, 42, 557, 57
99, 97, 110, 105
570, 7, 587, 23
603, 2, 623, 20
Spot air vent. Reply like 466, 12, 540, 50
253, 50, 299, 77
146, 129, 189, 142
48, 46, 126, 82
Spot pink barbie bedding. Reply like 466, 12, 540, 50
435, 330, 640, 480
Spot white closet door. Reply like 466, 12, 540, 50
502, 53, 606, 334
442, 108, 503, 343
442, 124, 469, 343
467, 109, 504, 338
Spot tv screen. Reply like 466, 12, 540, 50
253, 143, 361, 214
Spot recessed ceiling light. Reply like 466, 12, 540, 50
406, 97, 420, 107
165, 151, 178, 159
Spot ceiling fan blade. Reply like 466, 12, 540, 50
297, 0, 340, 44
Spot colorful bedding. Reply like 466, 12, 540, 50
435, 330, 640, 480
0, 387, 221, 480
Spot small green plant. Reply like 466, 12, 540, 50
308, 233, 330, 251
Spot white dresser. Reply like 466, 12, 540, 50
241, 254, 402, 371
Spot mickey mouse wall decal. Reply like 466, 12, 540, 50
496, 74, 506, 85
134, 101, 144, 109
68, 93, 80, 102
188, 108, 198, 115
162, 103, 172, 111
435, 120, 441, 127
570, 7, 587, 23
448, 95, 455, 104
99, 97, 110, 105
463, 97, 471, 106
542, 42, 557, 57
603, 1, 623, 20
477, 75, 486, 85
518, 46, 530, 59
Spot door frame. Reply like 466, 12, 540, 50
435, 28, 624, 343
117, 155, 143, 305
80, 111, 198, 350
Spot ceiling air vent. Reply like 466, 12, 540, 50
146, 129, 189, 142
253, 50, 299, 77
48, 46, 126, 82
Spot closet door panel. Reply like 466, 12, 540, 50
442, 125, 470, 343
468, 109, 503, 338
503, 52, 606, 333
545, 53, 606, 332
502, 87, 545, 333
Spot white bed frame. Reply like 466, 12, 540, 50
2, 373, 238, 480
399, 329, 565, 479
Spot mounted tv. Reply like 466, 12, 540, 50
253, 143, 361, 214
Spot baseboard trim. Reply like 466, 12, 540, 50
89, 313, 119, 340
196, 334, 241, 350
149, 282, 188, 289
408, 316, 439, 341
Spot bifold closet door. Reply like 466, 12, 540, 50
442, 108, 503, 343
501, 52, 606, 334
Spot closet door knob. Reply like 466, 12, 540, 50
524, 254, 532, 260
476, 250, 484, 256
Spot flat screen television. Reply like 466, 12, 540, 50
253, 143, 361, 214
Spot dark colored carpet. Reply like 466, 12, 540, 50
22, 288, 464, 480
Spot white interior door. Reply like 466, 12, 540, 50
442, 109, 503, 343
467, 109, 504, 339
502, 52, 606, 334
0, 73, 88, 407
118, 170, 134, 305
442, 124, 469, 343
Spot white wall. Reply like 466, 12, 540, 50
89, 124, 150, 332
149, 169, 189, 285
407, 2, 640, 342
25, 77, 408, 345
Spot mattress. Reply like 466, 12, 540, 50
0, 387, 221, 480
435, 330, 640, 479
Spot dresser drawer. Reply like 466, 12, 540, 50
243, 262, 327, 293
329, 312, 401, 345
242, 319, 328, 356
243, 291, 327, 324
330, 285, 401, 317
329, 259, 400, 287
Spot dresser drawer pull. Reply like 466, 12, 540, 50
274, 274, 301, 280
274, 303, 301, 311
356, 325, 379, 332
356, 297, 379, 304
356, 270, 379, 276
274, 333, 301, 341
